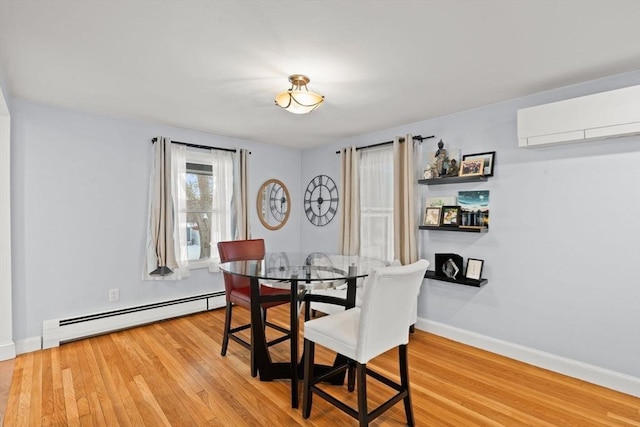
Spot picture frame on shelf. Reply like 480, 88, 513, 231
459, 159, 484, 177
425, 195, 456, 207
424, 207, 441, 226
465, 258, 484, 280
458, 190, 490, 228
462, 151, 496, 177
441, 206, 460, 226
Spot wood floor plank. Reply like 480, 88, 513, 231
89, 335, 140, 427
3, 305, 640, 426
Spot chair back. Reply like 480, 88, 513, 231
217, 239, 266, 298
356, 259, 429, 363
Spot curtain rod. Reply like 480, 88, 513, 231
334, 135, 435, 154
151, 137, 238, 153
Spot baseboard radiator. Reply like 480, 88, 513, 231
42, 291, 226, 349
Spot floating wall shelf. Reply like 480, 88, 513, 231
419, 225, 488, 233
425, 270, 487, 287
418, 176, 488, 186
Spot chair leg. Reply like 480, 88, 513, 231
302, 339, 315, 418
399, 344, 415, 427
347, 361, 356, 392
221, 302, 232, 356
356, 362, 368, 427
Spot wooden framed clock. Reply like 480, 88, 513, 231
304, 174, 339, 226
257, 179, 290, 230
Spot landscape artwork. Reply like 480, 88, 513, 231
457, 190, 490, 227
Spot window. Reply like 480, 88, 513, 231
359, 146, 394, 262
183, 148, 234, 269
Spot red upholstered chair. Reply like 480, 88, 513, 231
217, 239, 290, 377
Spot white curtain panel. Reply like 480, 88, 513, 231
338, 146, 360, 255
170, 144, 191, 279
208, 149, 235, 272
359, 145, 394, 262
393, 134, 418, 265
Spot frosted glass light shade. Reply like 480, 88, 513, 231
274, 75, 324, 114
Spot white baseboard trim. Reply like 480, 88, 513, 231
41, 292, 226, 350
15, 337, 41, 356
0, 340, 16, 361
415, 318, 640, 398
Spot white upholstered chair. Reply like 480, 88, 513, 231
302, 259, 429, 426
309, 259, 419, 327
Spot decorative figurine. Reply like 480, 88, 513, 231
423, 164, 437, 179
446, 159, 460, 176
434, 139, 447, 176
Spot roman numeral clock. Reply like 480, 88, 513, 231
304, 174, 339, 227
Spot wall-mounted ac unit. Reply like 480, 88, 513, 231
517, 85, 640, 147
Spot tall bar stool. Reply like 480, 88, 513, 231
302, 259, 429, 426
217, 239, 290, 377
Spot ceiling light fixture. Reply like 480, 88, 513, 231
275, 74, 324, 114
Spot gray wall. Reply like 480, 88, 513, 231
10, 101, 302, 342
300, 71, 640, 378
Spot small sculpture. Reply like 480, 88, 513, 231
423, 164, 437, 179
446, 159, 460, 177
434, 139, 447, 176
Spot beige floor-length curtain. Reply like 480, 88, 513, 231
393, 134, 418, 264
339, 146, 359, 255
232, 148, 250, 240
145, 137, 178, 277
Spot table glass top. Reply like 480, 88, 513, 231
219, 252, 388, 283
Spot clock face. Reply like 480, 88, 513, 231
304, 174, 339, 226
269, 182, 288, 222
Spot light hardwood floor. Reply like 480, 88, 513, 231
3, 305, 639, 426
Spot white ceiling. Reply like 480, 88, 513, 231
1, 1, 639, 149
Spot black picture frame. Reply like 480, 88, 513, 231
440, 206, 460, 227
465, 258, 484, 280
462, 151, 496, 177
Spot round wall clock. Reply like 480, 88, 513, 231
304, 174, 339, 226
269, 181, 288, 222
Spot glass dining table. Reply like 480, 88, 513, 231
218, 252, 388, 408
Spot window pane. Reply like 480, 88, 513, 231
186, 170, 214, 261
186, 172, 213, 212
186, 212, 212, 261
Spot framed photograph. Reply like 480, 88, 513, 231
459, 159, 484, 177
462, 151, 496, 177
465, 258, 484, 280
440, 206, 460, 226
424, 206, 441, 226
